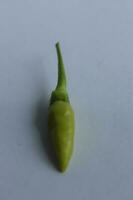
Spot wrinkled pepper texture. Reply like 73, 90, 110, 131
48, 43, 75, 172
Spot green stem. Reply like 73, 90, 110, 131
50, 42, 69, 105
55, 42, 67, 90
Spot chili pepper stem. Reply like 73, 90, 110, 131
50, 42, 69, 105
55, 42, 67, 91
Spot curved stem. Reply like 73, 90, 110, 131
50, 42, 69, 105
55, 42, 67, 91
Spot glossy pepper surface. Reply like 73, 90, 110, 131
48, 43, 75, 172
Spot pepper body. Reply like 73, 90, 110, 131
48, 101, 75, 172
48, 42, 75, 172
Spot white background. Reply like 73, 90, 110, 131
0, 0, 133, 199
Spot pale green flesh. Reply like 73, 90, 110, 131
48, 101, 75, 172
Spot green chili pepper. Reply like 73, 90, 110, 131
48, 42, 75, 172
